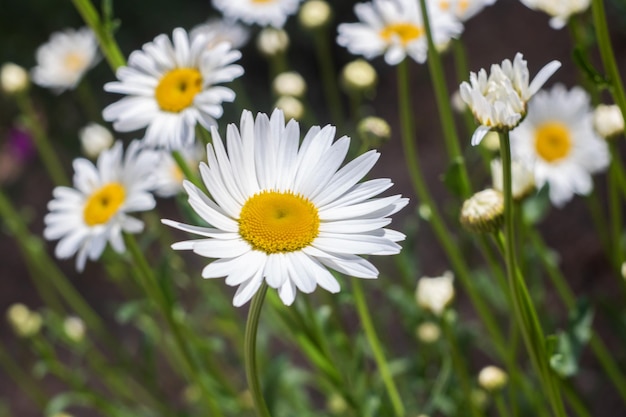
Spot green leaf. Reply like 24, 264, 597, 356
548, 299, 594, 377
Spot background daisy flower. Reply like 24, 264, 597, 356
519, 0, 590, 29
510, 84, 610, 207
211, 0, 303, 28
190, 18, 251, 50
153, 142, 205, 198
436, 0, 497, 22
44, 141, 159, 271
460, 52, 561, 145
337, 0, 463, 66
163, 109, 408, 307
31, 27, 98, 93
102, 28, 244, 150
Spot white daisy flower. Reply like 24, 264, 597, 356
163, 109, 408, 306
31, 27, 98, 93
459, 52, 561, 146
337, 0, 463, 66
44, 141, 159, 271
519, 0, 590, 29
154, 143, 205, 198
415, 271, 455, 316
510, 84, 610, 207
212, 0, 303, 28
436, 0, 497, 21
190, 18, 251, 50
491, 157, 535, 200
102, 28, 244, 150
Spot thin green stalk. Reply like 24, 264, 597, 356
245, 282, 272, 417
608, 142, 625, 269
352, 278, 405, 417
124, 233, 225, 417
451, 40, 478, 138
0, 343, 48, 409
591, 0, 626, 118
70, 0, 126, 71
562, 381, 593, 417
311, 27, 345, 130
584, 189, 612, 257
498, 131, 566, 417
417, 0, 471, 198
15, 93, 69, 186
494, 393, 510, 417
172, 150, 203, 190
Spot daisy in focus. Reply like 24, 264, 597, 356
31, 27, 98, 93
212, 0, 303, 28
337, 0, 463, 66
459, 52, 561, 146
510, 84, 610, 207
519, 0, 590, 29
436, 0, 497, 22
44, 141, 159, 271
103, 28, 244, 150
162, 109, 408, 306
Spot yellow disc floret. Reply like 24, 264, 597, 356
380, 23, 423, 45
534, 121, 572, 163
239, 191, 320, 254
155, 68, 203, 113
83, 182, 126, 226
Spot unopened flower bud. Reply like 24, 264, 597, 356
593, 104, 624, 139
357, 116, 391, 147
416, 321, 441, 344
481, 131, 500, 151
415, 271, 454, 316
1, 63, 29, 94
299, 0, 332, 30
275, 96, 304, 120
257, 28, 289, 56
79, 123, 114, 159
460, 188, 504, 233
273, 71, 306, 97
63, 316, 86, 342
478, 365, 508, 392
7, 303, 42, 337
491, 158, 535, 201
451, 90, 466, 113
341, 59, 377, 93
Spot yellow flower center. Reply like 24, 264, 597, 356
64, 52, 87, 72
238, 191, 320, 254
534, 122, 572, 163
380, 23, 423, 45
83, 183, 126, 226
155, 68, 203, 113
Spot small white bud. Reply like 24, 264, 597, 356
478, 365, 508, 392
79, 123, 114, 159
460, 188, 504, 233
357, 116, 391, 146
275, 96, 304, 120
63, 316, 86, 342
7, 303, 42, 337
1, 62, 29, 94
273, 71, 307, 98
415, 271, 455, 316
256, 28, 289, 56
299, 0, 332, 29
416, 321, 441, 344
593, 104, 624, 139
341, 59, 377, 92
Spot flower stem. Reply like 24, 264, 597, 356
70, 0, 126, 70
498, 131, 567, 417
417, 0, 471, 198
608, 142, 625, 270
311, 27, 345, 130
245, 282, 272, 417
0, 343, 48, 409
172, 150, 204, 190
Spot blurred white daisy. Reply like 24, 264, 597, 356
459, 52, 561, 145
436, 0, 497, 21
212, 0, 303, 28
190, 18, 251, 50
337, 0, 463, 66
415, 271, 455, 316
31, 27, 98, 93
163, 109, 408, 306
154, 143, 205, 198
510, 84, 610, 207
44, 141, 159, 271
491, 157, 535, 200
519, 0, 590, 29
103, 28, 244, 150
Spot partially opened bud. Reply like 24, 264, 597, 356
460, 188, 504, 233
593, 104, 624, 139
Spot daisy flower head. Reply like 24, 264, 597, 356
163, 109, 408, 307
31, 27, 98, 93
211, 0, 303, 28
510, 84, 610, 207
337, 0, 463, 66
190, 18, 251, 50
519, 0, 590, 29
459, 52, 561, 146
44, 141, 159, 271
103, 28, 244, 150
436, 0, 497, 21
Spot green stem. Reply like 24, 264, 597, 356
312, 27, 345, 130
591, 0, 626, 118
70, 0, 126, 71
245, 282, 272, 417
498, 131, 566, 417
15, 93, 69, 186
352, 278, 405, 417
0, 343, 48, 408
495, 393, 510, 417
172, 150, 203, 190
608, 142, 625, 270
417, 0, 471, 198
